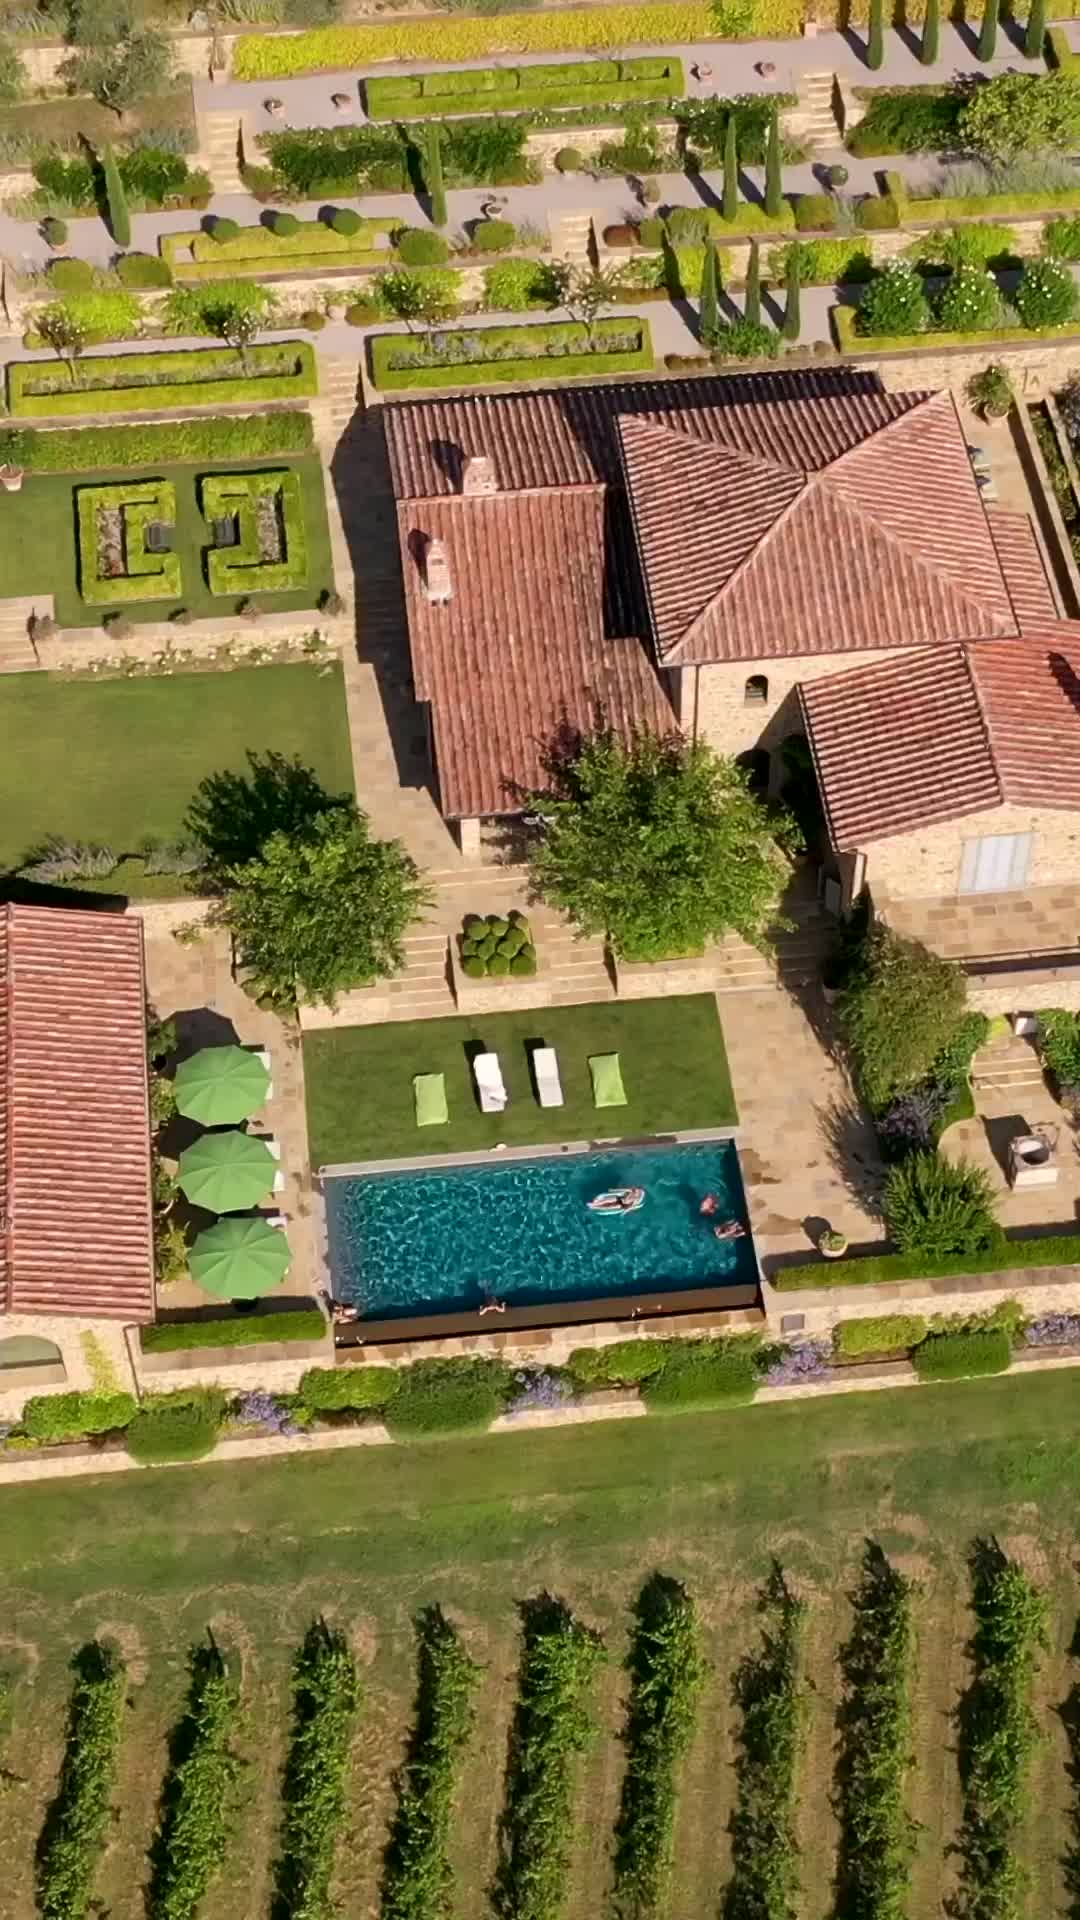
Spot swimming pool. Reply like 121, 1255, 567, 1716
323, 1139, 755, 1321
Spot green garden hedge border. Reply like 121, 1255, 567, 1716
365, 54, 685, 120
772, 1230, 1080, 1292
369, 316, 653, 390
0, 413, 315, 474
7, 343, 318, 419
76, 478, 182, 604
833, 304, 1080, 354
201, 467, 308, 595
141, 1307, 327, 1352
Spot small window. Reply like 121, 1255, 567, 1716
744, 673, 769, 706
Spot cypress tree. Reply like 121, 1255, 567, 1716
764, 109, 782, 218
921, 0, 940, 65
699, 236, 721, 345
782, 244, 801, 342
723, 112, 738, 223
867, 0, 884, 69
425, 125, 447, 229
978, 0, 998, 61
745, 239, 761, 326
101, 142, 130, 249
1024, 0, 1046, 60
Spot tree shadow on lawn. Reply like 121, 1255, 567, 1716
184, 749, 351, 890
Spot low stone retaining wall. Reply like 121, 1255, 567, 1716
761, 1261, 1080, 1337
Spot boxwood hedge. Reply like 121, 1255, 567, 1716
773, 1230, 1080, 1291
0, 412, 314, 473
911, 1327, 1012, 1380
369, 317, 653, 391
384, 1358, 512, 1438
7, 343, 317, 418
142, 1308, 326, 1353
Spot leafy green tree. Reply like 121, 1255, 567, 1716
921, 0, 940, 65
205, 806, 431, 1009
744, 237, 761, 325
60, 24, 175, 116
549, 259, 631, 338
884, 1150, 999, 1259
958, 69, 1080, 157
838, 923, 968, 1109
424, 123, 447, 229
698, 235, 721, 346
528, 729, 791, 962
375, 268, 457, 334
36, 303, 88, 384
722, 111, 738, 222
101, 141, 129, 248
764, 107, 783, 216
164, 277, 277, 341
1025, 0, 1046, 60
782, 241, 801, 340
977, 0, 998, 62
867, 0, 884, 70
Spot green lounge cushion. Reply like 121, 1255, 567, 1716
414, 1072, 448, 1127
589, 1052, 627, 1108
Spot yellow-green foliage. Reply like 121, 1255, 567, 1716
235, 6, 739, 76
834, 1315, 927, 1358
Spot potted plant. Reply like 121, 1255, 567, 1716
819, 1228, 848, 1260
966, 363, 1012, 421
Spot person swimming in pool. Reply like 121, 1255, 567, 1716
713, 1220, 746, 1241
700, 1193, 720, 1216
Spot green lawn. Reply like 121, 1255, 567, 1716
0, 454, 333, 624
4, 1372, 1080, 1920
303, 993, 737, 1164
0, 662, 354, 877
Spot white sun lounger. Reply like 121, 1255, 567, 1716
474, 1050, 508, 1113
533, 1046, 564, 1109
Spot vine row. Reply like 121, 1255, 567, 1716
149, 1638, 242, 1920
36, 1638, 127, 1920
273, 1619, 360, 1920
724, 1567, 807, 1920
381, 1606, 479, 1920
612, 1573, 705, 1919
833, 1545, 918, 1920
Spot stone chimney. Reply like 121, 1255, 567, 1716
462, 453, 497, 497
423, 535, 452, 605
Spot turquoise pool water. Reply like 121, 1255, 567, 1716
324, 1140, 754, 1321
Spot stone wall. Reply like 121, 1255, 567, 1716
864, 802, 1080, 901
684, 646, 902, 761
761, 1264, 1080, 1337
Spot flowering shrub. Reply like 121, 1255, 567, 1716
506, 1369, 575, 1416
1024, 1311, 1080, 1346
876, 1082, 949, 1159
233, 1389, 298, 1435
856, 259, 931, 337
933, 264, 1003, 332
764, 1341, 831, 1386
1014, 256, 1079, 328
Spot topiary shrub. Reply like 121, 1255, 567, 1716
269, 209, 301, 237
641, 1338, 761, 1412
327, 206, 361, 236
384, 1358, 511, 1439
487, 952, 510, 976
934, 263, 1003, 332
115, 251, 173, 287
462, 954, 486, 978
42, 215, 68, 248
299, 1365, 400, 1413
464, 912, 486, 935
345, 299, 379, 325
795, 192, 837, 231
884, 1150, 1000, 1261
395, 226, 449, 265
300, 307, 326, 329
498, 928, 525, 956
319, 587, 345, 615
210, 215, 239, 243
1014, 255, 1079, 328
48, 256, 94, 291
912, 1326, 1011, 1380
461, 913, 532, 976
510, 948, 537, 975
638, 215, 665, 246
472, 217, 516, 252
21, 1389, 136, 1442
833, 1314, 928, 1359
125, 1395, 224, 1465
555, 146, 583, 171
855, 193, 900, 231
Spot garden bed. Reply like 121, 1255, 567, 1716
364, 55, 685, 120
833, 305, 1080, 354
771, 1231, 1080, 1292
368, 316, 653, 391
0, 412, 314, 474
6, 343, 318, 419
161, 218, 394, 281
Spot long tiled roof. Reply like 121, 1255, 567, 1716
0, 904, 154, 1321
398, 488, 675, 818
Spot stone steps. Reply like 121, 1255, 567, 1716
317, 358, 361, 433
972, 1035, 1046, 1092
0, 596, 43, 672
196, 111, 245, 193
782, 72, 840, 153
549, 209, 597, 267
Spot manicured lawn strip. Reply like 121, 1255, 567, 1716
772, 1231, 1080, 1291
365, 54, 684, 119
0, 413, 315, 472
369, 317, 653, 391
7, 343, 317, 418
303, 994, 737, 1164
0, 454, 332, 625
0, 663, 353, 876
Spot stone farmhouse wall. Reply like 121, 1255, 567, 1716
681, 646, 901, 766
864, 802, 1080, 902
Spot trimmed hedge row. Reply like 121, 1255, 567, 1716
201, 468, 308, 595
833, 1313, 927, 1358
7, 343, 318, 418
365, 55, 684, 120
911, 1327, 1012, 1380
142, 1308, 326, 1353
834, 303, 1080, 354
36, 1641, 127, 1920
76, 479, 182, 605
274, 1622, 360, 1920
772, 1230, 1080, 1291
0, 411, 314, 474
369, 317, 653, 391
161, 218, 393, 282
22, 1388, 135, 1440
149, 1643, 240, 1920
612, 1576, 704, 1917
233, 7, 746, 77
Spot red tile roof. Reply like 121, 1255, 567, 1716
399, 488, 675, 819
0, 904, 154, 1322
801, 630, 1080, 851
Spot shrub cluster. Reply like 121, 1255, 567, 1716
884, 1151, 999, 1262
126, 1390, 227, 1465
36, 1641, 127, 1920
300, 1364, 401, 1413
257, 118, 531, 200
912, 1327, 1012, 1380
833, 1547, 918, 1920
838, 925, 967, 1112
833, 1314, 927, 1359
725, 1568, 807, 1920
1035, 1007, 1080, 1099
566, 1342, 668, 1388
21, 1388, 136, 1442
149, 1642, 241, 1920
493, 1596, 605, 1920
385, 1358, 513, 1439
460, 909, 537, 979
381, 1608, 479, 1920
274, 1621, 360, 1920
612, 1575, 705, 1918
640, 1337, 762, 1412
846, 84, 963, 157
953, 1551, 1047, 1919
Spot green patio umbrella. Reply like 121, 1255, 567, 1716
188, 1216, 291, 1301
174, 1045, 270, 1126
177, 1131, 277, 1214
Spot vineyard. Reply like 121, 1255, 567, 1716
4, 1371, 1080, 1920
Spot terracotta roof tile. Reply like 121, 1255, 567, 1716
987, 505, 1059, 626
398, 488, 674, 819
0, 904, 154, 1322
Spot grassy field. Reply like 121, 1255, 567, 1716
0, 455, 333, 625
303, 993, 738, 1164
4, 1371, 1080, 1920
0, 662, 354, 878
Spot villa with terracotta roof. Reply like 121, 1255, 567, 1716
0, 902, 154, 1404
383, 368, 1080, 982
